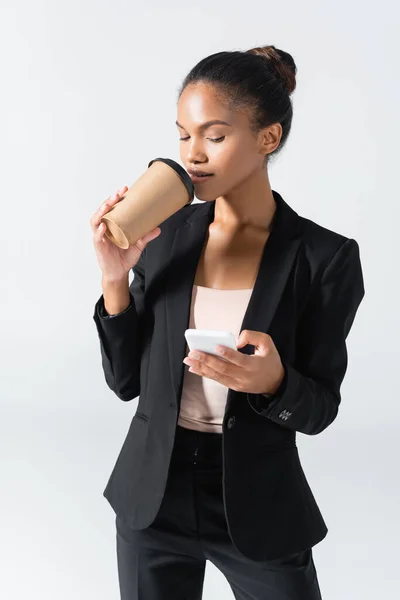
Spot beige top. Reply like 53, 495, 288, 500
177, 284, 253, 433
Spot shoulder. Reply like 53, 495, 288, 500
298, 213, 360, 272
275, 190, 359, 269
157, 201, 200, 231
300, 214, 349, 249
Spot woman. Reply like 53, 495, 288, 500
91, 45, 365, 599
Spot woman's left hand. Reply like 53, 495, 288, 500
183, 330, 286, 395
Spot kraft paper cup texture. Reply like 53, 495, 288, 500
101, 158, 195, 249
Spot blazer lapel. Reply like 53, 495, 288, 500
165, 191, 305, 408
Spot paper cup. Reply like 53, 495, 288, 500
101, 158, 195, 249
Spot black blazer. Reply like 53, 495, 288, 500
93, 190, 365, 561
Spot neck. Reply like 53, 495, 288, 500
212, 168, 276, 234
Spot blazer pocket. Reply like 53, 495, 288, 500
135, 411, 149, 423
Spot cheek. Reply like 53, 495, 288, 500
218, 145, 254, 186
219, 136, 255, 170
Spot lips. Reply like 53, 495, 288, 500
187, 168, 213, 176
187, 169, 214, 183
189, 173, 214, 183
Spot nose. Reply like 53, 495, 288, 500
186, 139, 206, 164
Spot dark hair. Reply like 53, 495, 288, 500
178, 45, 297, 162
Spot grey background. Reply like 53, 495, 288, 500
1, 0, 398, 598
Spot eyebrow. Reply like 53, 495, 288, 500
175, 119, 232, 131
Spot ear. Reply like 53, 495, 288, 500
259, 123, 282, 157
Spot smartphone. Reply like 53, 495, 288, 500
184, 329, 237, 361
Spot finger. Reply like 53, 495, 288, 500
187, 351, 241, 379
90, 200, 112, 231
91, 192, 120, 232
102, 186, 128, 212
208, 345, 247, 366
140, 227, 161, 246
91, 185, 129, 231
93, 222, 107, 245
187, 360, 241, 390
112, 185, 128, 204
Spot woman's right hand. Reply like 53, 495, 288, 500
91, 185, 161, 282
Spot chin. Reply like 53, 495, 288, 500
193, 191, 216, 202
195, 195, 215, 202
194, 183, 221, 202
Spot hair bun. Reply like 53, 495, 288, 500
247, 45, 297, 94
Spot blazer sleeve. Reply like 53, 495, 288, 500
92, 248, 147, 401
247, 238, 365, 435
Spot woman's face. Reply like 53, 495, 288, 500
177, 82, 273, 202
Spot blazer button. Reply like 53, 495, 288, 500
227, 416, 235, 429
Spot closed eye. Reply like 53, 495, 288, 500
179, 136, 225, 143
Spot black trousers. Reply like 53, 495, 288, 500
115, 424, 323, 599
